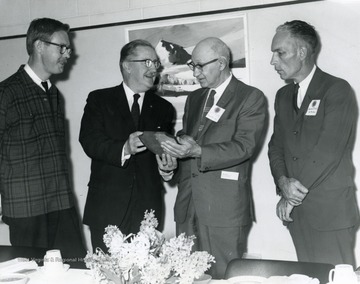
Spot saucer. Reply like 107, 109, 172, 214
193, 273, 212, 284
39, 263, 70, 275
0, 273, 29, 284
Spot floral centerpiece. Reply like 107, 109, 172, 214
85, 210, 215, 284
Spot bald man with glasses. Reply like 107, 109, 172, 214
79, 39, 175, 252
160, 37, 266, 279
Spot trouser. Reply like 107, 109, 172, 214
176, 199, 251, 279
288, 213, 356, 268
3, 207, 86, 259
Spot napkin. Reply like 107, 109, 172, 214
264, 274, 319, 284
0, 258, 38, 274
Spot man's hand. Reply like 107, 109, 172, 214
161, 135, 201, 158
278, 176, 308, 206
124, 131, 146, 156
156, 153, 178, 172
276, 197, 294, 222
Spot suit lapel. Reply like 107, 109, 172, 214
197, 77, 236, 140
115, 84, 136, 131
296, 68, 324, 121
190, 88, 209, 140
139, 91, 154, 130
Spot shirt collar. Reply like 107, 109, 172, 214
298, 65, 316, 95
24, 64, 52, 91
123, 82, 145, 109
211, 73, 232, 104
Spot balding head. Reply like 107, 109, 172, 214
193, 37, 231, 67
190, 37, 231, 88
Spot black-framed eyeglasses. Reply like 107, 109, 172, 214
187, 58, 219, 72
42, 40, 73, 55
129, 59, 161, 69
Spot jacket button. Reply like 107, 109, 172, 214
293, 131, 298, 135
293, 157, 298, 161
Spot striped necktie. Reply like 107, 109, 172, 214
198, 89, 216, 132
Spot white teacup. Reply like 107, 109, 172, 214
43, 249, 65, 275
328, 264, 357, 284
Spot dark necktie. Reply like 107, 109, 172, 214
41, 81, 48, 92
293, 83, 299, 112
198, 89, 216, 132
131, 93, 140, 130
41, 81, 55, 117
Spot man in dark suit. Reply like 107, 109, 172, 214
79, 39, 175, 252
160, 37, 266, 279
268, 20, 359, 266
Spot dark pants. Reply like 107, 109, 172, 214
288, 212, 357, 268
89, 182, 162, 253
3, 207, 86, 260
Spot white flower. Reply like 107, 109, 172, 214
85, 210, 215, 284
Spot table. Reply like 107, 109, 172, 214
27, 269, 96, 284
25, 270, 226, 284
225, 258, 333, 284
0, 245, 86, 269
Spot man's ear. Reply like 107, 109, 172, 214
34, 39, 44, 54
218, 56, 228, 71
122, 61, 131, 74
299, 46, 308, 60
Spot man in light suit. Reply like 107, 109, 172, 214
160, 37, 266, 279
79, 39, 175, 252
268, 20, 359, 266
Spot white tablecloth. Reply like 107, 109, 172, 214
26, 269, 231, 284
25, 270, 319, 284
28, 269, 97, 284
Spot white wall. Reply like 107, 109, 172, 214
1, 0, 360, 266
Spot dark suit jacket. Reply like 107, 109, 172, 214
79, 83, 175, 229
174, 76, 266, 227
268, 67, 359, 230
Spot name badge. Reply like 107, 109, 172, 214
221, 171, 239, 181
206, 105, 225, 122
305, 100, 321, 116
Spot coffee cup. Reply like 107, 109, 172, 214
43, 249, 65, 275
328, 264, 357, 284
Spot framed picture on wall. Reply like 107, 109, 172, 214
125, 13, 249, 98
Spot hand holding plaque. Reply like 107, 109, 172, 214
139, 131, 178, 155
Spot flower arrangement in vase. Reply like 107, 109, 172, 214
85, 210, 215, 284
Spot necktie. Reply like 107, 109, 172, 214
41, 81, 48, 92
293, 83, 299, 112
41, 81, 55, 118
198, 89, 216, 132
131, 93, 140, 129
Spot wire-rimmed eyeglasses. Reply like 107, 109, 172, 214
187, 58, 219, 72
129, 59, 161, 69
42, 40, 73, 55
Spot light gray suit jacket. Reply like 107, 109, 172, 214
174, 76, 266, 227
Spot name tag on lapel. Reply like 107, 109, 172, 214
221, 171, 239, 181
305, 100, 321, 116
206, 105, 225, 122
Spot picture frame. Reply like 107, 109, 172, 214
124, 12, 249, 124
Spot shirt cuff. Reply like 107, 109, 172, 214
121, 145, 131, 166
159, 168, 174, 181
